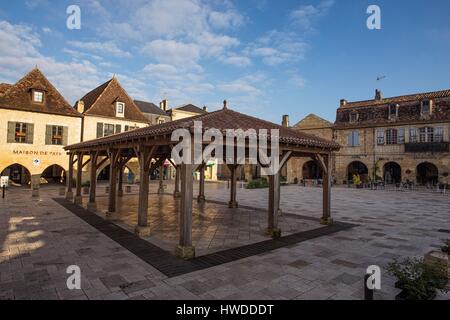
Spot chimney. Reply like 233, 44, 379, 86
282, 115, 289, 127
375, 89, 382, 100
76, 100, 85, 113
223, 99, 227, 109
160, 99, 168, 111
203, 106, 208, 112
340, 99, 347, 107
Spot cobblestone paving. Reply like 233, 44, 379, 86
90, 193, 319, 256
0, 182, 449, 300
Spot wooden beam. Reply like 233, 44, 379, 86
320, 153, 333, 225
74, 152, 83, 205
176, 163, 195, 260
87, 151, 99, 211
66, 153, 74, 200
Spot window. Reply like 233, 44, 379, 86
376, 129, 385, 145
116, 102, 125, 117
435, 127, 444, 142
349, 112, 359, 123
51, 126, 63, 145
347, 131, 360, 147
397, 128, 405, 144
386, 129, 398, 145
104, 124, 115, 137
410, 128, 417, 143
158, 119, 165, 124
15, 123, 27, 143
33, 90, 44, 103
421, 100, 432, 116
388, 104, 398, 119
419, 127, 434, 142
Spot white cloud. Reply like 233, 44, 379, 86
208, 9, 244, 29
0, 20, 102, 103
290, 0, 335, 30
68, 40, 132, 58
245, 30, 309, 66
141, 40, 201, 69
220, 55, 252, 67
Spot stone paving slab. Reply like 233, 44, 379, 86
54, 198, 354, 278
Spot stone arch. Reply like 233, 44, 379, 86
416, 162, 439, 185
383, 162, 402, 184
302, 160, 323, 180
1, 163, 32, 185
41, 164, 66, 184
347, 161, 369, 182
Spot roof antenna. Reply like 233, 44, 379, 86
223, 99, 228, 110
376, 75, 386, 81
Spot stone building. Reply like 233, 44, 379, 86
287, 89, 450, 186
134, 99, 171, 125
167, 103, 208, 121
74, 76, 150, 182
0, 68, 82, 187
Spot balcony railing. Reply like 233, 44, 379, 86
405, 142, 450, 153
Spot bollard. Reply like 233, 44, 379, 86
2, 185, 5, 199
364, 274, 374, 300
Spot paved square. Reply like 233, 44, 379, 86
1, 181, 449, 300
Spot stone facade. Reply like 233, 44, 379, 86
287, 90, 450, 186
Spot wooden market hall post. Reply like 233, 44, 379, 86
197, 163, 206, 203
315, 153, 333, 225
134, 145, 155, 237
106, 148, 121, 216
267, 151, 292, 238
65, 152, 75, 200
118, 165, 124, 197
227, 164, 239, 208
176, 162, 195, 260
74, 152, 83, 205
168, 159, 180, 198
158, 164, 164, 194
87, 151, 99, 212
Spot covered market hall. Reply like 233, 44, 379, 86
63, 102, 340, 260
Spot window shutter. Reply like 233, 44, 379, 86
45, 125, 52, 145
26, 123, 34, 144
62, 126, 69, 145
115, 124, 121, 134
7, 122, 15, 143
398, 128, 405, 144
96, 123, 104, 138
124, 125, 129, 132
347, 133, 352, 146
354, 131, 359, 146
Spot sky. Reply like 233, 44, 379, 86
0, 0, 450, 124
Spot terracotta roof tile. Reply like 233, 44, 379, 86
0, 83, 12, 95
341, 89, 450, 109
0, 68, 82, 117
79, 77, 148, 123
66, 107, 340, 150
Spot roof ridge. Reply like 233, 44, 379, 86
84, 78, 115, 113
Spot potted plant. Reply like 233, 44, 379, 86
424, 239, 450, 278
387, 257, 448, 300
82, 181, 90, 194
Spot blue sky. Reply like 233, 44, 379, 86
1, 0, 449, 124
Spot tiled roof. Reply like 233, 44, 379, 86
172, 103, 206, 114
65, 107, 340, 151
341, 89, 450, 109
79, 77, 148, 123
0, 83, 12, 94
134, 100, 168, 116
0, 68, 82, 117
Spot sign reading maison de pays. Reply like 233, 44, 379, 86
12, 150, 63, 156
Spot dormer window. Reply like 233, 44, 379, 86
421, 100, 432, 116
116, 102, 125, 117
388, 104, 399, 120
349, 112, 359, 123
33, 90, 44, 103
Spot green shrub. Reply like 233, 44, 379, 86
246, 178, 269, 189
81, 181, 90, 187
441, 240, 450, 255
387, 258, 448, 300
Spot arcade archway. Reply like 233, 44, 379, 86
417, 162, 438, 185
383, 162, 402, 184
